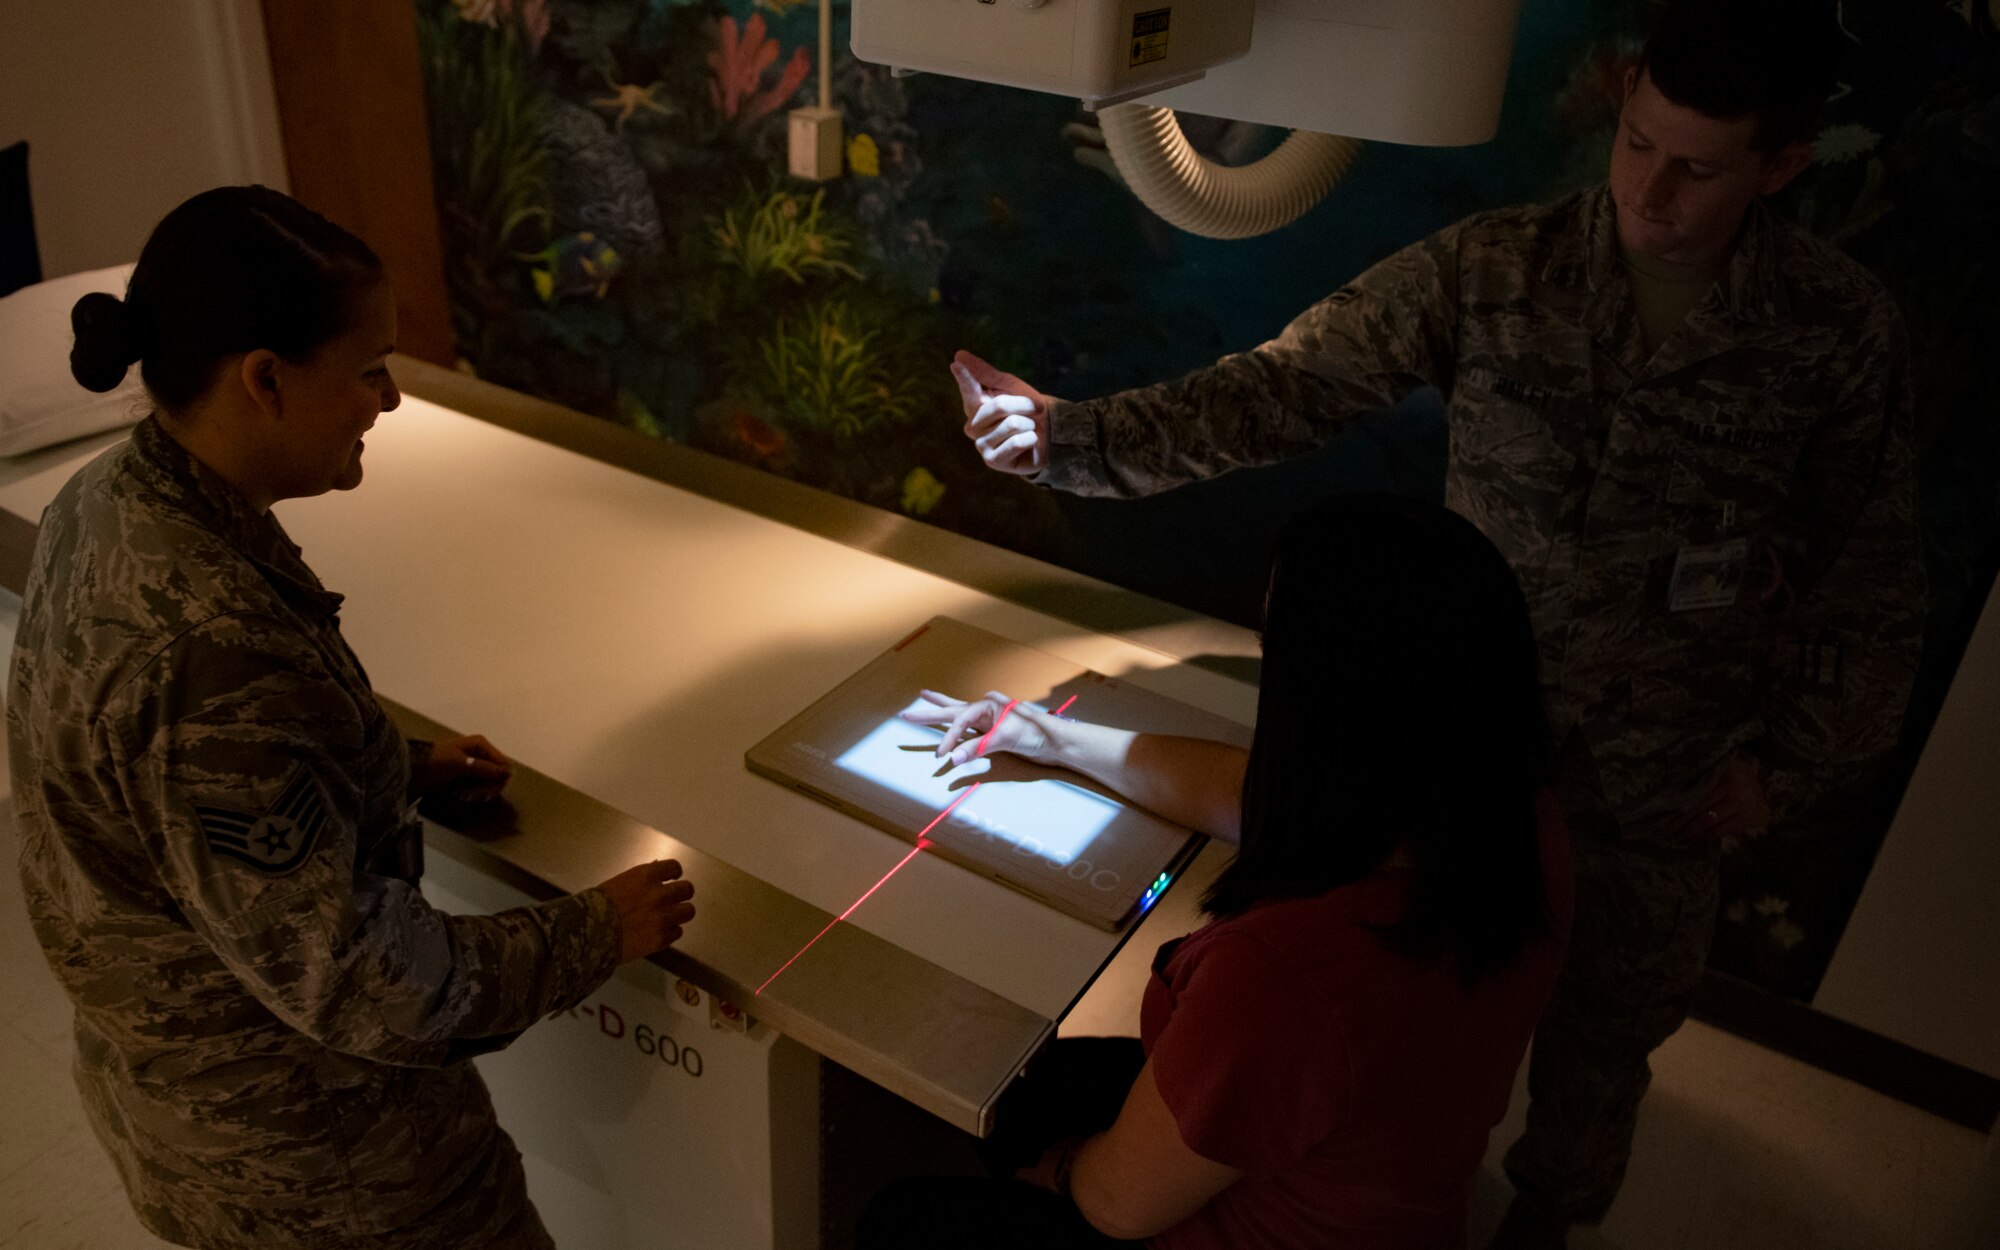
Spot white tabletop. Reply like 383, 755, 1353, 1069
0, 400, 1257, 1021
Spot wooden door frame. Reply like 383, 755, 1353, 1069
260, 0, 454, 366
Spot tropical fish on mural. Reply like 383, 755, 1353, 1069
846, 132, 880, 177
528, 231, 623, 301
541, 99, 666, 264
900, 466, 946, 516
732, 408, 787, 459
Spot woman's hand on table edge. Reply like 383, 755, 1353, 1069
595, 859, 697, 963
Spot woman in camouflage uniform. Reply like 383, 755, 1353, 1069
11, 186, 696, 1249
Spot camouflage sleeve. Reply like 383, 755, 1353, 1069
1035, 226, 1462, 498
1752, 297, 1925, 820
107, 613, 621, 1066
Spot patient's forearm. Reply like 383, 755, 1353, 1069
1045, 721, 1246, 843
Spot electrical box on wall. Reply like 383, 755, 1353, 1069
788, 106, 845, 180
851, 0, 1256, 107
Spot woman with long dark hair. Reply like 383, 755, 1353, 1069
12, 186, 696, 1248
864, 493, 1572, 1250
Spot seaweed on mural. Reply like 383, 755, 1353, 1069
416, 6, 555, 363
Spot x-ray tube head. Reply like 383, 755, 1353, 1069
1140, 0, 1525, 145
851, 0, 1257, 108
849, 0, 1524, 145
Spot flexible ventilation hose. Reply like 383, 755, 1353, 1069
1098, 103, 1362, 240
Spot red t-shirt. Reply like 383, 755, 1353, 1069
1140, 795, 1572, 1250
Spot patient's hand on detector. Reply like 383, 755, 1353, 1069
902, 690, 1062, 769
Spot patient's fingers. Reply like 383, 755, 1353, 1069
899, 690, 965, 727
903, 690, 1036, 762
938, 701, 991, 757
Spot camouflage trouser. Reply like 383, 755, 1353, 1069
1501, 737, 1721, 1225
308, 1123, 555, 1249
370, 1123, 556, 1250
80, 1050, 554, 1250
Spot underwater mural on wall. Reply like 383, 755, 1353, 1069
414, 0, 2000, 1001
415, 0, 1081, 559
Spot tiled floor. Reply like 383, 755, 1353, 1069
0, 584, 1993, 1249
1468, 1021, 1998, 1250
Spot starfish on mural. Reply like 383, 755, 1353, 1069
592, 67, 676, 132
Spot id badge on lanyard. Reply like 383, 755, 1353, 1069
1668, 538, 1749, 612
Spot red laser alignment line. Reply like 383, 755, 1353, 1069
754, 698, 1026, 996
1053, 694, 1078, 717
969, 696, 1022, 759
752, 783, 980, 996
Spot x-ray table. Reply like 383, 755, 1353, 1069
0, 359, 1258, 1248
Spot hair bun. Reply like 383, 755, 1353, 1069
70, 291, 145, 393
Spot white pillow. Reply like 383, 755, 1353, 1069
0, 263, 146, 457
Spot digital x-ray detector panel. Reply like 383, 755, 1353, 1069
746, 617, 1248, 930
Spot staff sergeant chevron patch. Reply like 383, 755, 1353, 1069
194, 766, 329, 875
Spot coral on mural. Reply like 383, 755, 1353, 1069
540, 98, 665, 264
452, 0, 549, 50
415, 0, 1058, 538
706, 13, 810, 130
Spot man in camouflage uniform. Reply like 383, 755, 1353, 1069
952, 5, 1922, 1243
9, 413, 623, 1248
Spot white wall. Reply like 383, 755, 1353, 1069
1816, 569, 2000, 1081
0, 0, 287, 279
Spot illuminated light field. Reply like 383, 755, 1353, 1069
756, 698, 1027, 995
